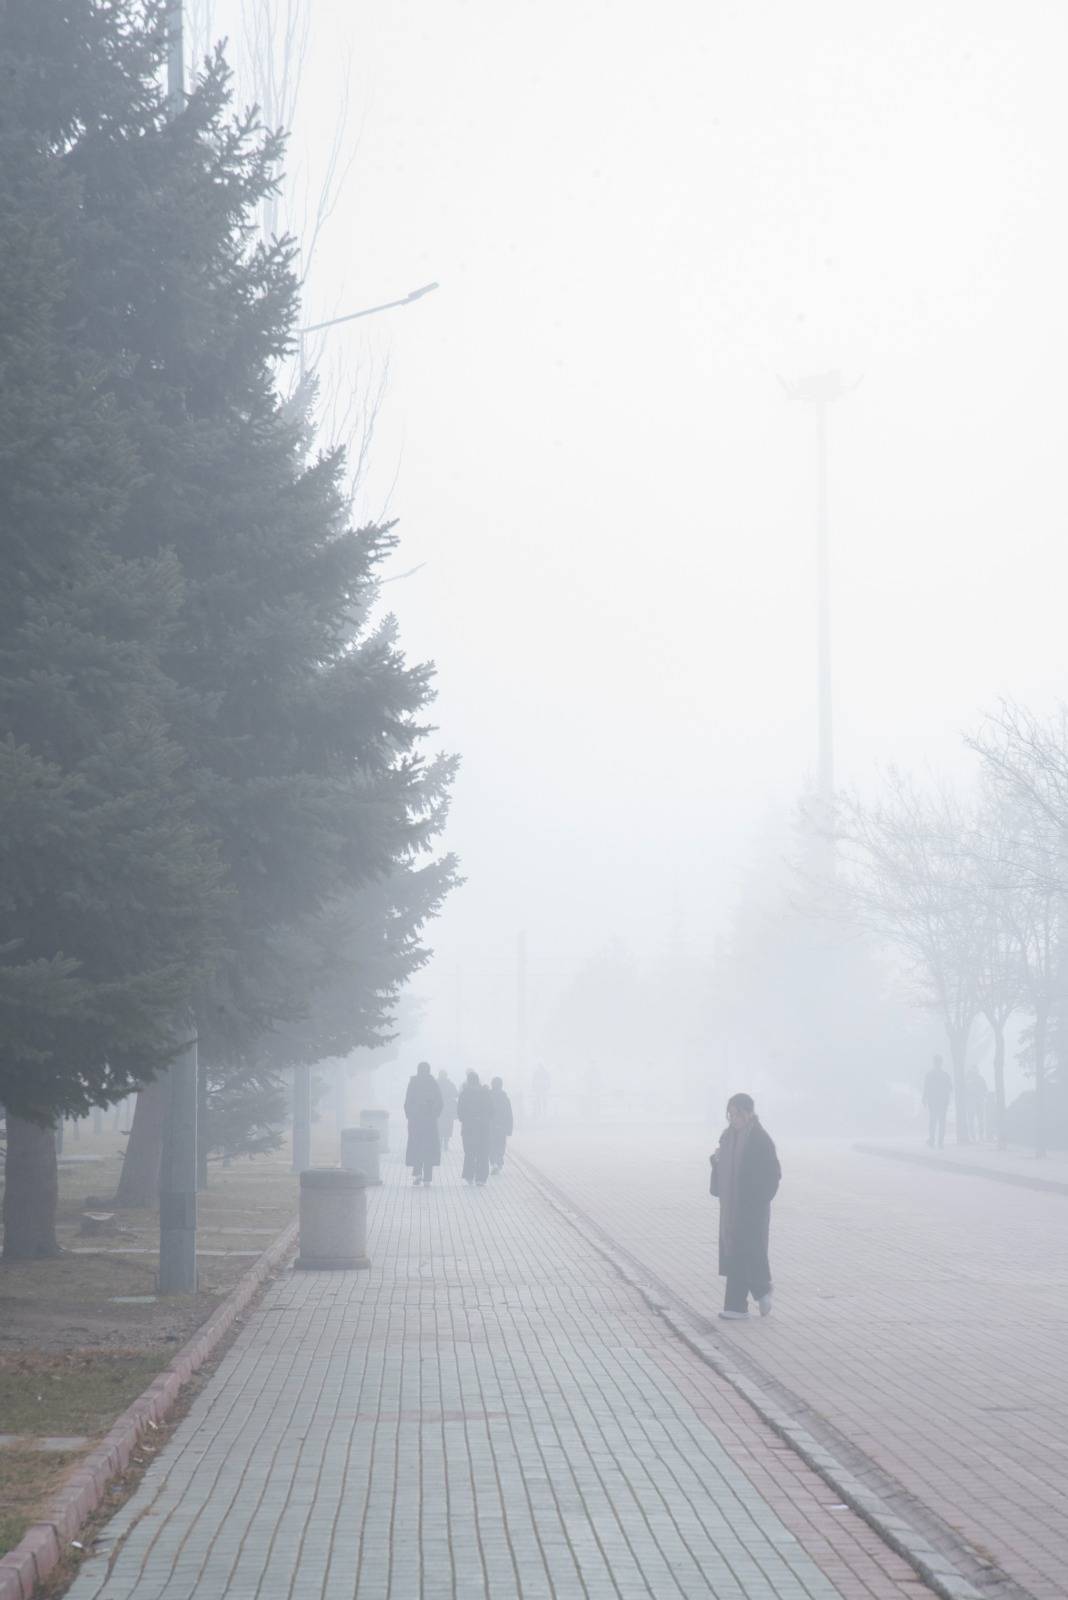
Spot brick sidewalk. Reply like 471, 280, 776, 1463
518, 1128, 1068, 1600
856, 1140, 1068, 1195
61, 1148, 925, 1600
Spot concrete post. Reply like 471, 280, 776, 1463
159, 1025, 198, 1294
340, 1127, 382, 1185
295, 1168, 370, 1270
359, 1108, 389, 1154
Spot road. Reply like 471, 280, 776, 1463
519, 1126, 1068, 1600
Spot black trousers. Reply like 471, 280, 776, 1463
927, 1104, 948, 1147
723, 1241, 772, 1313
461, 1127, 489, 1183
489, 1131, 507, 1169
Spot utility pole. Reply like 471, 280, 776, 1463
782, 371, 858, 822
155, 4, 199, 1297
166, 0, 184, 118
159, 1021, 198, 1293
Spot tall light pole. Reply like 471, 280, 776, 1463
782, 371, 858, 812
298, 282, 439, 379
166, 0, 184, 118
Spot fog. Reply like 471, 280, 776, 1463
204, 0, 1068, 1125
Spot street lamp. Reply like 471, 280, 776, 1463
781, 371, 860, 807
297, 281, 440, 378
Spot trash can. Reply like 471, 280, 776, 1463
359, 1108, 390, 1154
340, 1126, 382, 1185
295, 1168, 371, 1270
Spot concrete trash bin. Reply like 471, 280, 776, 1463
340, 1126, 382, 1185
295, 1167, 371, 1270
359, 1108, 390, 1154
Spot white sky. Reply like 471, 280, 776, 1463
203, 1, 1068, 1073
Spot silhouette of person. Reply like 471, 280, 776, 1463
489, 1077, 514, 1174
709, 1093, 781, 1321
404, 1061, 443, 1185
923, 1056, 953, 1148
457, 1071, 492, 1186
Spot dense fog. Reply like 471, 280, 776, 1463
183, 1, 1068, 1137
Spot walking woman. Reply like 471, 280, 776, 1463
709, 1092, 781, 1320
457, 1070, 492, 1186
404, 1061, 444, 1185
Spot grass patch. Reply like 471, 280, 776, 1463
0, 1445, 83, 1555
0, 1351, 166, 1436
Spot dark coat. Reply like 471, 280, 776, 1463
710, 1121, 781, 1278
457, 1082, 492, 1149
489, 1086, 513, 1138
405, 1074, 444, 1169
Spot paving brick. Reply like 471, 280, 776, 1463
64, 1146, 927, 1599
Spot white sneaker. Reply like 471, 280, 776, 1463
757, 1293, 773, 1318
718, 1309, 749, 1321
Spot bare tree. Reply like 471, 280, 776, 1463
970, 705, 1068, 1156
835, 774, 984, 1142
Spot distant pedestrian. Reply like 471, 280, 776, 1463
437, 1069, 458, 1152
923, 1056, 953, 1148
709, 1093, 781, 1321
489, 1077, 514, 1174
404, 1061, 444, 1186
457, 1071, 492, 1186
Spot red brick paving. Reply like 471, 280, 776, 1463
518, 1127, 1068, 1600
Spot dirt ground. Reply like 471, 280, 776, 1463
0, 1115, 335, 1554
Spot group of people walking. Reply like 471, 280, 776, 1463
403, 1063, 514, 1186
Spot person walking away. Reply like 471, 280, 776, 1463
489, 1077, 514, 1174
404, 1061, 444, 1186
923, 1056, 953, 1148
709, 1093, 781, 1321
457, 1071, 492, 1186
965, 1064, 988, 1141
437, 1069, 458, 1152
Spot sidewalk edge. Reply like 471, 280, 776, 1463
514, 1153, 1001, 1600
854, 1142, 1068, 1196
0, 1217, 298, 1600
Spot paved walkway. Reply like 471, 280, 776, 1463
855, 1139, 1068, 1194
518, 1128, 1068, 1600
64, 1148, 925, 1600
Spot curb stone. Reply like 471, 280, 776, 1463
0, 1217, 298, 1600
853, 1142, 1068, 1197
514, 1153, 1013, 1600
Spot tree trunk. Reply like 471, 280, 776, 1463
1033, 1004, 1048, 1160
114, 1078, 166, 1208
2, 1116, 61, 1259
991, 1021, 1007, 1151
948, 1027, 971, 1145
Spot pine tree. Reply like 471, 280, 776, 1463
0, 5, 224, 1253
2, 2, 458, 1226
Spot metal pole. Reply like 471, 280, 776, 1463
166, 0, 184, 118
159, 1023, 198, 1294
292, 1064, 311, 1173
815, 400, 834, 803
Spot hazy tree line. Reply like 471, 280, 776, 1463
828, 705, 1068, 1153
0, 1, 458, 1258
